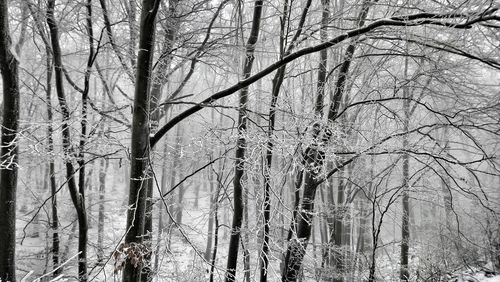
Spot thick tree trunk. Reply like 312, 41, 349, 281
122, 1, 160, 281
141, 4, 179, 280
0, 0, 20, 279
225, 0, 263, 280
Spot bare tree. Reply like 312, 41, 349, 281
225, 0, 264, 280
121, 0, 160, 281
0, 0, 21, 280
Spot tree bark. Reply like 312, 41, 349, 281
205, 167, 216, 261
44, 47, 60, 276
225, 0, 264, 281
154, 133, 169, 273
141, 3, 179, 280
399, 51, 410, 282
282, 2, 374, 281
0, 0, 20, 279
122, 0, 160, 281
97, 157, 109, 263
46, 1, 89, 279
260, 0, 312, 279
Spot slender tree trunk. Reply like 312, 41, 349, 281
399, 53, 410, 282
243, 187, 250, 282
0, 0, 20, 279
122, 0, 160, 281
175, 131, 184, 226
205, 168, 216, 260
209, 166, 223, 282
97, 157, 109, 263
163, 126, 182, 250
225, 0, 264, 280
127, 0, 137, 68
46, 0, 89, 279
333, 168, 346, 282
154, 134, 169, 272
315, 0, 329, 115
44, 48, 60, 276
440, 127, 453, 227
282, 2, 373, 281
260, 0, 312, 279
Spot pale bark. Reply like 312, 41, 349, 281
399, 52, 410, 282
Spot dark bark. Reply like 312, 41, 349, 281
315, 0, 329, 116
205, 168, 216, 261
282, 2, 374, 281
141, 3, 178, 279
261, 0, 312, 279
0, 0, 20, 279
45, 48, 60, 276
243, 189, 250, 282
146, 0, 490, 148
209, 167, 222, 282
225, 0, 264, 280
122, 0, 160, 281
46, 1, 89, 279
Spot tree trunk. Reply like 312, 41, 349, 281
260, 0, 312, 279
209, 164, 223, 282
333, 168, 346, 282
175, 131, 184, 226
46, 0, 90, 279
97, 157, 109, 263
282, 2, 373, 280
399, 52, 410, 282
127, 0, 138, 68
0, 0, 20, 279
205, 168, 216, 261
225, 0, 264, 280
154, 135, 169, 272
141, 4, 179, 280
122, 0, 160, 281
44, 52, 60, 276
